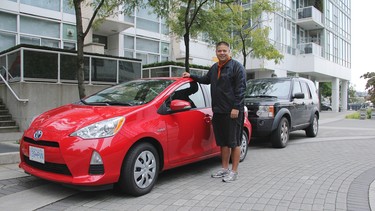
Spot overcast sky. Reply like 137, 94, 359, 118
351, 1, 374, 92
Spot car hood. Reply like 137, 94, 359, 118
245, 98, 291, 106
29, 104, 141, 134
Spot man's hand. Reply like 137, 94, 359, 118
230, 109, 239, 119
182, 72, 190, 78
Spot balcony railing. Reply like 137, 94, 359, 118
297, 6, 324, 30
298, 42, 323, 57
0, 44, 142, 85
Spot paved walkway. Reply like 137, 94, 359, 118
0, 110, 375, 210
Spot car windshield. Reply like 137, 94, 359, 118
245, 80, 291, 100
83, 79, 174, 106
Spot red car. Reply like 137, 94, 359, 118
19, 77, 252, 196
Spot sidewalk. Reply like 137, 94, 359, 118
1, 110, 375, 210
0, 110, 361, 165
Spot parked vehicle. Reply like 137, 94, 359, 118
19, 77, 252, 196
320, 103, 332, 111
245, 77, 319, 148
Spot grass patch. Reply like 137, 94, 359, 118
345, 109, 374, 119
345, 112, 360, 119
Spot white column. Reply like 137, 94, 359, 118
341, 80, 348, 112
331, 78, 340, 112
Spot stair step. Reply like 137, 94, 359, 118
0, 105, 5, 109
0, 126, 19, 133
0, 110, 9, 115
0, 120, 17, 127
0, 115, 12, 121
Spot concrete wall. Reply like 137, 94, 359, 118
0, 82, 110, 132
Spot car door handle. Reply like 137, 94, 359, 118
204, 114, 212, 124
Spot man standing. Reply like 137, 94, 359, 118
182, 41, 246, 182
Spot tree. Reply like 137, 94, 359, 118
72, 0, 140, 99
205, 0, 283, 68
361, 72, 375, 104
150, 0, 214, 72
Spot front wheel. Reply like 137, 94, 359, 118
305, 114, 319, 137
271, 117, 289, 148
239, 131, 249, 162
116, 142, 159, 196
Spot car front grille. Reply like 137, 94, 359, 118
23, 155, 72, 176
23, 137, 59, 148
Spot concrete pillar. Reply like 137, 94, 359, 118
340, 80, 348, 112
331, 78, 340, 112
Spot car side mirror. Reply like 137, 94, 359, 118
293, 92, 305, 99
170, 99, 191, 111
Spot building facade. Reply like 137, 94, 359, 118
0, 0, 351, 112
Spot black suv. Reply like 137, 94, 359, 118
245, 77, 319, 148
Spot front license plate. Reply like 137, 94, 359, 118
29, 146, 45, 164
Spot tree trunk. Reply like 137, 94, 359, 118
74, 0, 86, 99
184, 33, 190, 73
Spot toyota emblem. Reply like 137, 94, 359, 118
34, 130, 43, 140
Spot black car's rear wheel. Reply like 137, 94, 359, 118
116, 142, 159, 196
305, 114, 319, 137
271, 117, 289, 148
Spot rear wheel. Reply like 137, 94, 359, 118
116, 142, 159, 196
271, 117, 289, 148
239, 131, 249, 162
305, 114, 318, 137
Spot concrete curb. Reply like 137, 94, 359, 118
0, 152, 20, 165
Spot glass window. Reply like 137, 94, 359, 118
124, 35, 134, 49
124, 51, 134, 58
63, 24, 76, 40
171, 82, 206, 109
0, 33, 16, 52
136, 18, 159, 33
8, 51, 21, 79
63, 42, 76, 50
91, 58, 117, 83
23, 50, 58, 79
63, 0, 75, 14
21, 0, 60, 11
119, 61, 141, 82
148, 54, 159, 64
41, 38, 60, 48
136, 38, 159, 53
161, 42, 169, 55
0, 12, 17, 32
20, 36, 41, 45
292, 81, 302, 96
301, 82, 312, 99
20, 16, 60, 38
60, 54, 77, 80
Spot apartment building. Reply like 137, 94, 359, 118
1, 0, 351, 114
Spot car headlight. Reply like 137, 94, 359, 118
256, 106, 274, 118
71, 116, 125, 139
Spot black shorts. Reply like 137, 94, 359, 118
212, 112, 244, 148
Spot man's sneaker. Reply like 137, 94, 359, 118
222, 170, 238, 182
211, 168, 229, 178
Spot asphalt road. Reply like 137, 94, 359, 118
1, 111, 375, 211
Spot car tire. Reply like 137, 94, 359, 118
239, 131, 249, 162
271, 117, 289, 148
116, 142, 159, 196
305, 114, 319, 137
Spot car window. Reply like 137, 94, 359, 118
171, 82, 206, 109
292, 81, 302, 96
246, 80, 291, 99
301, 82, 312, 99
84, 79, 174, 105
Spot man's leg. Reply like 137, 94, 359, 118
230, 146, 241, 172
221, 146, 231, 169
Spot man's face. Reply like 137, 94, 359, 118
216, 44, 230, 63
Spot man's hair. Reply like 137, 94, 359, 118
216, 41, 230, 49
